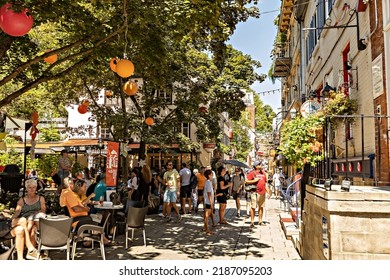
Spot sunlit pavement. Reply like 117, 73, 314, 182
50, 197, 302, 260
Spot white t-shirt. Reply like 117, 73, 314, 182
273, 172, 284, 187
203, 180, 214, 205
128, 177, 138, 190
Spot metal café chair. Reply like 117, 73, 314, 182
112, 199, 144, 241
71, 213, 110, 260
0, 244, 15, 260
125, 206, 148, 248
36, 216, 73, 260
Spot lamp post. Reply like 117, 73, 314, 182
98, 137, 103, 174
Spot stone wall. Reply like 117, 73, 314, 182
301, 184, 390, 259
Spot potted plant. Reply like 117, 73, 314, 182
323, 91, 358, 127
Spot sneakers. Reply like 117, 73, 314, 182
166, 217, 172, 222
158, 213, 165, 217
177, 215, 182, 222
249, 223, 255, 229
26, 249, 49, 260
26, 249, 38, 260
236, 213, 240, 217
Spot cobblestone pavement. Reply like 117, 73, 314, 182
50, 197, 302, 260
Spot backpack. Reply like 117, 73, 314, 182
190, 173, 198, 189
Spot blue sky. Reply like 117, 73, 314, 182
228, 0, 281, 112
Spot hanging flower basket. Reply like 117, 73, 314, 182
323, 91, 358, 127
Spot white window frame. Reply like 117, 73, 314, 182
181, 122, 190, 138
100, 127, 112, 139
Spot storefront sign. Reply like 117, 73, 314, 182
300, 100, 321, 118
106, 141, 119, 187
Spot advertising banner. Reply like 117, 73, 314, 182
106, 141, 119, 187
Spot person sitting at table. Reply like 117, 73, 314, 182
92, 173, 107, 204
59, 177, 74, 208
11, 179, 47, 260
64, 179, 111, 246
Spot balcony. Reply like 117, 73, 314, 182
273, 51, 292, 78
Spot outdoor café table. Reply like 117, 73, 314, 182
94, 204, 124, 235
33, 213, 69, 221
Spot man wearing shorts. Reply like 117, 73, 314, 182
246, 161, 269, 228
195, 166, 206, 213
163, 162, 182, 222
179, 163, 192, 214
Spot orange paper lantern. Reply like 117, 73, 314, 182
78, 104, 88, 114
145, 117, 154, 126
109, 58, 118, 72
123, 81, 138, 96
82, 99, 90, 106
105, 90, 113, 98
31, 111, 38, 126
43, 50, 57, 64
115, 59, 134, 78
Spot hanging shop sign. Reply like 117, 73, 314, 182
300, 100, 321, 118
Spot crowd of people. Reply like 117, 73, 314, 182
137, 160, 290, 233
2, 147, 296, 260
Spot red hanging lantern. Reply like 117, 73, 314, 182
109, 58, 118, 72
145, 117, 154, 126
0, 3, 34, 37
116, 59, 134, 78
43, 50, 58, 64
77, 104, 88, 114
123, 81, 138, 96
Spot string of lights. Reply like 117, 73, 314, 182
256, 89, 281, 96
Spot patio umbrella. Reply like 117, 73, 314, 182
221, 159, 249, 169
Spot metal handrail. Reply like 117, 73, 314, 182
278, 171, 303, 228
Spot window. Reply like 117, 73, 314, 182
154, 89, 172, 104
326, 0, 334, 16
100, 127, 112, 139
317, 0, 326, 38
342, 44, 351, 96
308, 16, 317, 59
181, 123, 190, 138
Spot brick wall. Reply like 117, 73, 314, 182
370, 0, 390, 183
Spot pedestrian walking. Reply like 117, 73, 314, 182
179, 163, 192, 214
162, 161, 182, 222
203, 169, 216, 235
195, 166, 206, 213
245, 161, 270, 228
231, 168, 245, 217
216, 166, 230, 225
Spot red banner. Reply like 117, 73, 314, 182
106, 141, 119, 187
